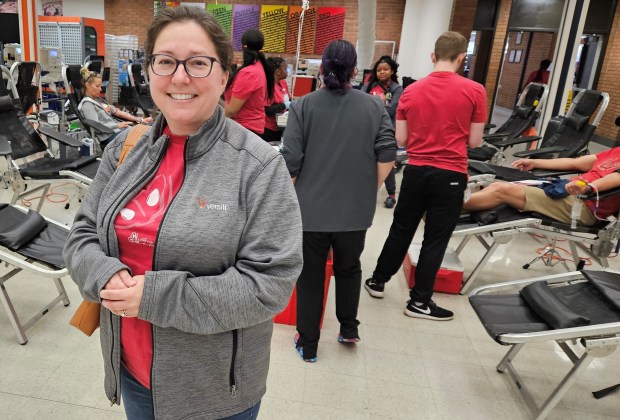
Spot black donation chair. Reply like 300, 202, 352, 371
0, 204, 71, 344
10, 61, 42, 114
128, 62, 154, 117
0, 75, 99, 212
470, 270, 620, 419
469, 82, 549, 164
468, 89, 609, 183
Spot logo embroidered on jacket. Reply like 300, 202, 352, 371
197, 196, 228, 211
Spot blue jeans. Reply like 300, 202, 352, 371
120, 365, 261, 420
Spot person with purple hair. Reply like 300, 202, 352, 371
282, 40, 397, 362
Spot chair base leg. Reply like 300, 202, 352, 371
0, 268, 71, 344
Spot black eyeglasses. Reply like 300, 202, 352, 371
149, 54, 221, 78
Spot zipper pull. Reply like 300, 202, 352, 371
110, 396, 117, 406
231, 384, 237, 398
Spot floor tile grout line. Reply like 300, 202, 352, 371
0, 390, 122, 413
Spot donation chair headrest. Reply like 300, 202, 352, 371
0, 204, 47, 251
564, 112, 589, 132
520, 281, 591, 329
564, 90, 603, 131
515, 105, 534, 119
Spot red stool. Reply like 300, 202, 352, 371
274, 259, 333, 328
402, 243, 464, 294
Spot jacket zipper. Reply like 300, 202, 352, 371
104, 138, 168, 406
149, 137, 189, 412
230, 329, 238, 398
109, 311, 119, 405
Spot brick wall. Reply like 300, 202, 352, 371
104, 0, 154, 48
104, 0, 405, 65
595, 3, 620, 141
484, 0, 512, 115
450, 0, 476, 39
496, 32, 528, 108
496, 32, 555, 109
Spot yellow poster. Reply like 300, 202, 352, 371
260, 5, 288, 53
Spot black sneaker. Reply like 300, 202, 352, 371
404, 300, 454, 321
384, 195, 396, 208
364, 278, 385, 298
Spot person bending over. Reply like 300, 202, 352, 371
464, 149, 620, 226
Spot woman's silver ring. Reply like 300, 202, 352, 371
121, 310, 128, 317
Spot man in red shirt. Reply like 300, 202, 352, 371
365, 32, 487, 320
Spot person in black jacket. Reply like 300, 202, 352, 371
363, 56, 403, 208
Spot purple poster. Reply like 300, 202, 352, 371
232, 5, 260, 51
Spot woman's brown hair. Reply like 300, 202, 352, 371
145, 5, 232, 73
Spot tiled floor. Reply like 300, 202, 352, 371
1, 142, 619, 419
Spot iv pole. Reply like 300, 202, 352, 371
291, 0, 309, 97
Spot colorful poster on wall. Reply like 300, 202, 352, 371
232, 5, 260, 51
154, 1, 180, 15
285, 6, 317, 54
260, 5, 288, 53
0, 0, 17, 13
207, 4, 233, 37
314, 7, 346, 55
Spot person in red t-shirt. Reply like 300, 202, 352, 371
224, 29, 274, 135
261, 56, 290, 143
463, 149, 620, 225
364, 32, 487, 321
524, 59, 551, 88
64, 7, 302, 420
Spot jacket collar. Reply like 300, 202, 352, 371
148, 105, 226, 161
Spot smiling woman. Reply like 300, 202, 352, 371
62, 6, 303, 420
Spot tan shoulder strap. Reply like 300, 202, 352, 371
117, 124, 152, 168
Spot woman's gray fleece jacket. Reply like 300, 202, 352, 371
63, 107, 303, 419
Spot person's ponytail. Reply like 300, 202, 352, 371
257, 51, 274, 101
321, 40, 357, 95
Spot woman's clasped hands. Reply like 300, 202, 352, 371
100, 269, 145, 318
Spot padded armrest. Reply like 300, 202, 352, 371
468, 160, 496, 175
582, 186, 620, 201
483, 131, 511, 140
38, 125, 83, 148
83, 118, 115, 134
514, 145, 569, 158
62, 154, 98, 170
530, 169, 579, 178
493, 135, 541, 148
